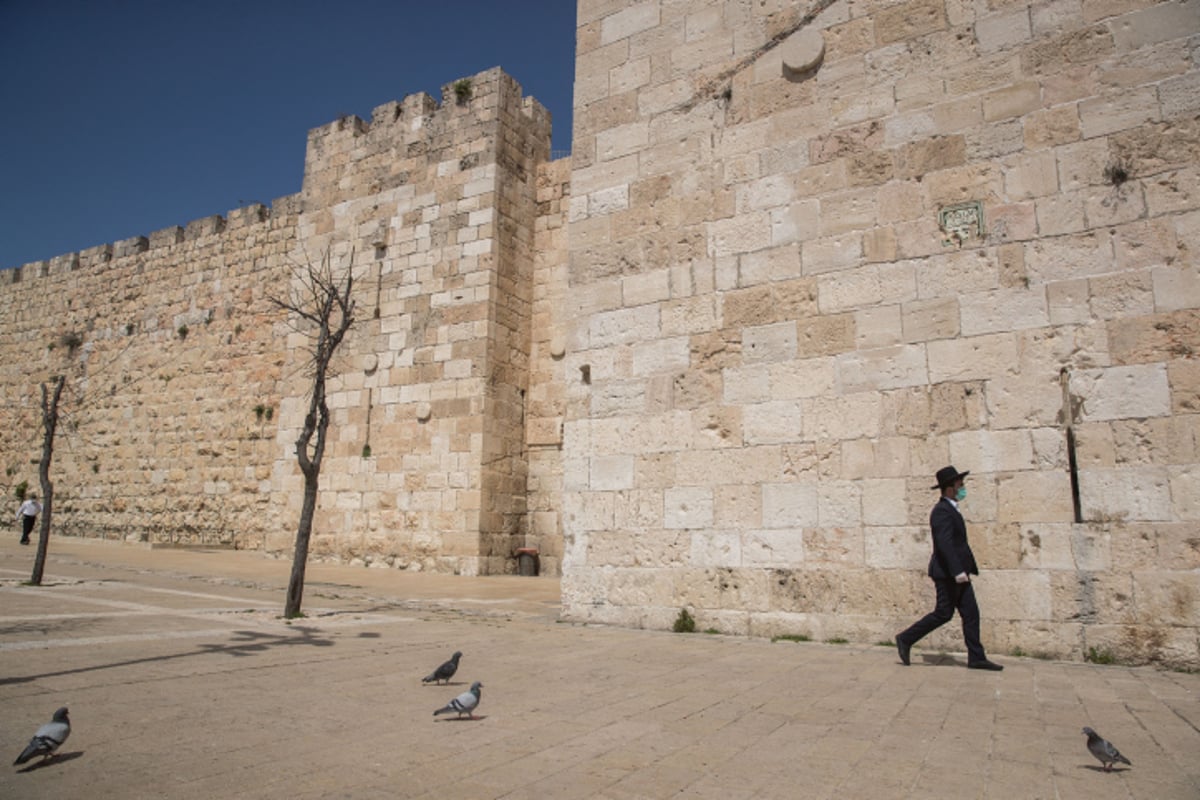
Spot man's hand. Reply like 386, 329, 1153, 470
955, 573, 969, 584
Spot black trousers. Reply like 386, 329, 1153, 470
20, 514, 36, 543
898, 579, 987, 664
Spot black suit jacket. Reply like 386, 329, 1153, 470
927, 497, 979, 580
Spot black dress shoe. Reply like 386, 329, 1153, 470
896, 636, 911, 666
968, 660, 1003, 671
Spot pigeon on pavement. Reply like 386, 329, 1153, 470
423, 651, 463, 685
433, 681, 482, 719
1083, 727, 1131, 771
13, 707, 70, 766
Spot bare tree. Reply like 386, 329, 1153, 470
273, 249, 355, 618
20, 333, 140, 585
14, 331, 89, 586
29, 375, 65, 585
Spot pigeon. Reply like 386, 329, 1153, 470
433, 681, 482, 719
423, 651, 462, 685
1083, 726, 1131, 771
13, 707, 70, 766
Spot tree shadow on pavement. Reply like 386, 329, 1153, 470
0, 617, 92, 637
0, 627, 336, 686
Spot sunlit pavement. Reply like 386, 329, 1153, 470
2, 537, 1197, 799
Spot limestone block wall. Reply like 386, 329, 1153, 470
0, 68, 557, 578
527, 157, 573, 575
0, 203, 297, 546
561, 0, 1200, 667
479, 77, 553, 569
265, 68, 552, 575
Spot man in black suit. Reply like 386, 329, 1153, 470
895, 466, 1003, 671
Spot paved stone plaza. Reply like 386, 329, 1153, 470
1, 537, 1197, 799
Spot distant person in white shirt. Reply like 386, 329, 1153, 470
17, 494, 41, 545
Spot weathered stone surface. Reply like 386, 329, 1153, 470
874, 0, 948, 45
1073, 364, 1172, 421
5, 3, 1199, 667
836, 344, 929, 392
1109, 310, 1200, 365
1079, 466, 1174, 521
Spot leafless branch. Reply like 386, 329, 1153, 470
274, 246, 357, 618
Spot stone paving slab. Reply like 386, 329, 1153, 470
0, 538, 1197, 799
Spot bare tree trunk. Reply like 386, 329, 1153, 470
30, 375, 65, 586
285, 468, 320, 617
279, 250, 354, 618
284, 402, 328, 618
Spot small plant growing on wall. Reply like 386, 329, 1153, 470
125, 322, 136, 336
453, 78, 473, 105
14, 480, 28, 501
177, 324, 189, 340
361, 444, 372, 458
1086, 646, 1116, 665
59, 332, 83, 354
255, 404, 267, 422
1103, 158, 1132, 187
673, 608, 696, 633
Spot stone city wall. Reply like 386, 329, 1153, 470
0, 202, 296, 547
560, 0, 1200, 667
1, 68, 560, 577
1, 0, 1197, 666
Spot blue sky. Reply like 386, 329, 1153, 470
0, 1, 577, 270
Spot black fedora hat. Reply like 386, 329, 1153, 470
931, 465, 969, 490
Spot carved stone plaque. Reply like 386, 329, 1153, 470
938, 201, 985, 247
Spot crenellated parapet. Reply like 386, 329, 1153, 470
299, 67, 550, 213
1, 195, 299, 286
2, 68, 550, 289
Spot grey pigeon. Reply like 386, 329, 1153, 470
423, 651, 462, 685
13, 707, 70, 766
1083, 726, 1131, 771
433, 681, 482, 719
